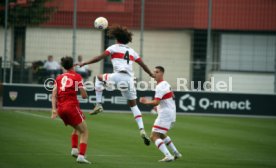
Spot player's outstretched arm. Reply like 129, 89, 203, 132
79, 52, 109, 67
139, 97, 160, 106
136, 60, 155, 78
51, 85, 58, 119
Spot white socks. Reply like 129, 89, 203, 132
130, 105, 144, 130
95, 76, 104, 103
155, 139, 172, 157
163, 136, 179, 153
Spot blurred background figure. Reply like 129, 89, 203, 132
75, 55, 91, 81
43, 55, 61, 78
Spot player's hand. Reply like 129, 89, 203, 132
51, 109, 58, 120
139, 97, 148, 104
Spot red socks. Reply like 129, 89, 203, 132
71, 134, 78, 148
79, 143, 87, 156
71, 134, 87, 156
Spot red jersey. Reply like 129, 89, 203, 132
55, 70, 83, 107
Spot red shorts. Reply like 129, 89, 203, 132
58, 104, 85, 126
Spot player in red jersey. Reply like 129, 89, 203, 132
51, 56, 91, 164
78, 25, 154, 146
140, 66, 182, 162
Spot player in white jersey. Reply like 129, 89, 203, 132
140, 66, 182, 162
78, 25, 154, 146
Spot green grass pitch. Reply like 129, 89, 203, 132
0, 110, 276, 168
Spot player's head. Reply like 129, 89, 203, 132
108, 24, 132, 44
61, 56, 73, 70
154, 66, 165, 81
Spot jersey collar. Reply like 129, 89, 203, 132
157, 80, 164, 85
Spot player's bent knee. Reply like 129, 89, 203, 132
160, 134, 166, 139
74, 122, 87, 134
128, 100, 137, 107
150, 132, 159, 142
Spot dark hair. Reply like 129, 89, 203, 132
61, 56, 73, 70
108, 24, 132, 44
155, 66, 165, 73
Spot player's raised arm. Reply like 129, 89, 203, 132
139, 97, 160, 106
79, 52, 109, 67
51, 85, 58, 119
136, 60, 155, 78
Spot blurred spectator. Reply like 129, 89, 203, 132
44, 55, 61, 78
75, 55, 91, 81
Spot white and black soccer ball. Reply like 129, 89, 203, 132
94, 17, 108, 30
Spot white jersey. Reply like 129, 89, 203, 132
105, 44, 141, 75
154, 81, 176, 122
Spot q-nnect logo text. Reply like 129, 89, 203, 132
179, 94, 251, 111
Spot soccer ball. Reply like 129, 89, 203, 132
94, 17, 108, 29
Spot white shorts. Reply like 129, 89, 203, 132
152, 117, 175, 134
102, 72, 137, 100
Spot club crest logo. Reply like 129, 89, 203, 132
9, 91, 18, 101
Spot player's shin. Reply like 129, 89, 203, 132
163, 136, 179, 153
130, 105, 144, 129
71, 133, 79, 157
71, 133, 78, 148
155, 138, 172, 157
79, 143, 87, 156
95, 76, 104, 104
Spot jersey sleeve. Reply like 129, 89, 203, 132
133, 51, 142, 62
105, 45, 115, 55
154, 84, 167, 100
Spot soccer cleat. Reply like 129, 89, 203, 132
158, 155, 174, 162
173, 151, 182, 160
76, 155, 91, 164
89, 104, 103, 115
71, 148, 79, 158
140, 129, 151, 146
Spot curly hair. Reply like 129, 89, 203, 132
108, 24, 132, 44
61, 56, 73, 70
